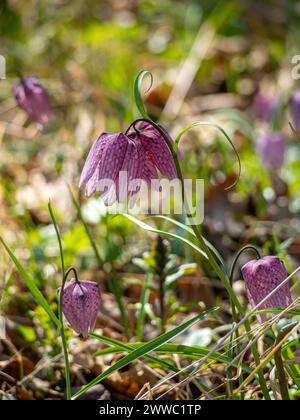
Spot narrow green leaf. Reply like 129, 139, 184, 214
0, 237, 61, 329
72, 307, 218, 399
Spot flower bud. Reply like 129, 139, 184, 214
59, 279, 100, 338
256, 132, 285, 170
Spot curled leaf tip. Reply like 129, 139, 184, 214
134, 70, 154, 120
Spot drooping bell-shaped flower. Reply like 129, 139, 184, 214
290, 91, 300, 132
127, 121, 177, 180
253, 93, 278, 122
59, 279, 100, 338
79, 121, 177, 205
256, 132, 285, 170
241, 256, 292, 323
14, 76, 52, 127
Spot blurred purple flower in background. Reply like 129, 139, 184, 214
14, 76, 52, 127
253, 93, 278, 122
256, 132, 285, 170
79, 121, 177, 205
290, 91, 300, 132
241, 256, 292, 323
59, 279, 100, 339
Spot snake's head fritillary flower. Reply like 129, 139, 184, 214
127, 121, 177, 180
59, 279, 100, 338
79, 121, 177, 205
14, 76, 52, 127
290, 91, 300, 132
79, 132, 142, 204
256, 132, 285, 171
253, 94, 278, 122
241, 256, 292, 323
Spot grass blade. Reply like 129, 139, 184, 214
136, 271, 152, 341
92, 341, 253, 374
152, 215, 225, 267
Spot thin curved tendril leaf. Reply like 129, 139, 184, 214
72, 307, 218, 400
91, 339, 253, 374
134, 70, 153, 120
175, 121, 241, 190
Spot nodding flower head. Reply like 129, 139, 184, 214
14, 76, 52, 127
290, 91, 300, 132
253, 93, 278, 122
59, 279, 100, 339
241, 256, 292, 323
79, 120, 177, 205
256, 132, 285, 171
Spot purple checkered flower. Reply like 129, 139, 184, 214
14, 76, 52, 127
256, 132, 285, 170
241, 256, 292, 323
59, 279, 100, 338
79, 121, 177, 205
291, 91, 300, 132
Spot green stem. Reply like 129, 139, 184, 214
69, 187, 128, 337
48, 201, 72, 401
274, 348, 289, 400
230, 245, 261, 286
64, 266, 80, 283
226, 324, 235, 399
136, 118, 270, 400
